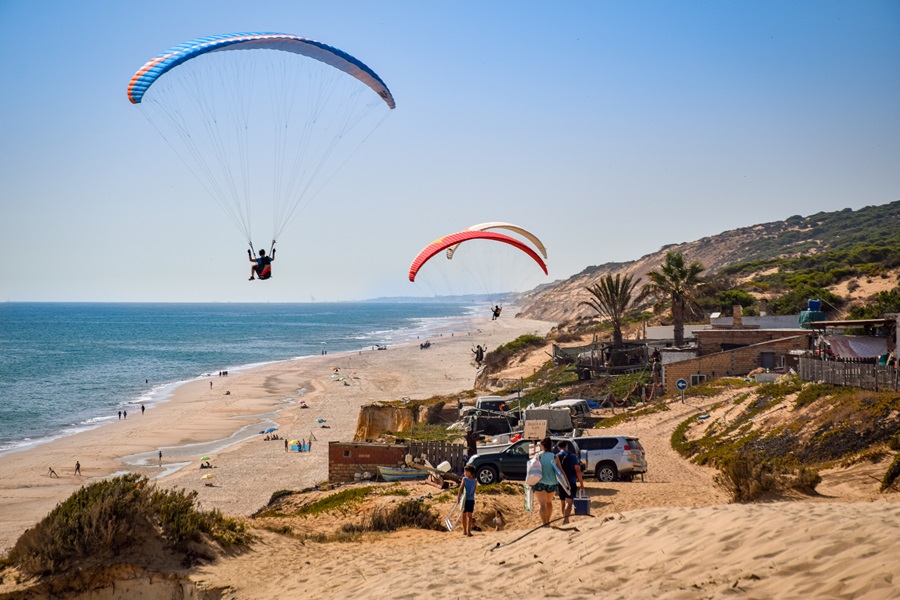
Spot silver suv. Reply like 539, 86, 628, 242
575, 435, 647, 482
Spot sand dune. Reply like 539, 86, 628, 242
190, 500, 899, 600
2, 312, 899, 599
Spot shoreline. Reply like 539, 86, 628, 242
0, 302, 481, 458
0, 312, 553, 552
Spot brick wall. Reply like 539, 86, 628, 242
663, 334, 811, 394
328, 441, 408, 483
697, 329, 809, 356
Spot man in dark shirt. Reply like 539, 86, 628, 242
557, 439, 585, 524
248, 247, 275, 280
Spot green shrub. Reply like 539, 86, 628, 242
670, 416, 696, 458
482, 334, 545, 373
268, 489, 294, 505
888, 435, 900, 452
8, 475, 248, 576
478, 481, 521, 495
297, 486, 373, 516
342, 500, 443, 534
714, 452, 779, 502
881, 454, 900, 492
793, 383, 841, 409
791, 467, 822, 493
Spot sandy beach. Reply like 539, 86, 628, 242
0, 312, 551, 553
2, 313, 899, 600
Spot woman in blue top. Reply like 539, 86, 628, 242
534, 437, 565, 526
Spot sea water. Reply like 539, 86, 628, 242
0, 302, 474, 455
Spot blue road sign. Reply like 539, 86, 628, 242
676, 378, 688, 391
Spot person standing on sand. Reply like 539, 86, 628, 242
118, 410, 121, 420
210, 381, 213, 389
458, 465, 478, 537
74, 461, 81, 476
158, 450, 162, 467
465, 429, 477, 460
534, 437, 564, 526
556, 440, 584, 524
284, 439, 288, 452
141, 404, 145, 415
123, 410, 127, 419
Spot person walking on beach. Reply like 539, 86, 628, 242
210, 381, 213, 389
123, 410, 127, 419
118, 410, 122, 420
74, 461, 81, 476
556, 440, 584, 524
158, 450, 162, 467
48, 467, 59, 478
284, 439, 288, 452
534, 437, 564, 526
458, 465, 478, 537
141, 404, 145, 415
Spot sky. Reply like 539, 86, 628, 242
1, 1, 899, 302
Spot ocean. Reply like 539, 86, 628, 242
0, 302, 474, 455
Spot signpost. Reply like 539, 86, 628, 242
524, 419, 548, 441
676, 378, 688, 403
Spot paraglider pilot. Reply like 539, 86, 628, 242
491, 305, 502, 320
249, 245, 275, 281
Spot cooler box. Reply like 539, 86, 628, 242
573, 495, 590, 516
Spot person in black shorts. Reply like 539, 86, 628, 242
458, 465, 478, 537
248, 247, 275, 280
556, 439, 585, 524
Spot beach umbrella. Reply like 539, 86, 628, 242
200, 456, 211, 461
201, 474, 215, 480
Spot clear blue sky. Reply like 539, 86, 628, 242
1, 1, 898, 302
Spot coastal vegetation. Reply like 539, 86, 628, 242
340, 500, 443, 534
668, 376, 900, 501
4, 474, 248, 576
481, 334, 545, 374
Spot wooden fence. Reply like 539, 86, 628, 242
799, 356, 900, 391
409, 440, 468, 473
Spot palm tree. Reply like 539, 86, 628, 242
643, 252, 705, 347
581, 273, 643, 350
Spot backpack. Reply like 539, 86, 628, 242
525, 451, 543, 486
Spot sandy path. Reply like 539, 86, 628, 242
586, 394, 735, 515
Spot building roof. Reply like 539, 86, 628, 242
808, 319, 892, 329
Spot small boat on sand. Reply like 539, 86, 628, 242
377, 465, 429, 482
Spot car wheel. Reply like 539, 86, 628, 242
476, 465, 499, 485
596, 462, 618, 482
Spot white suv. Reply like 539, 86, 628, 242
575, 435, 647, 482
